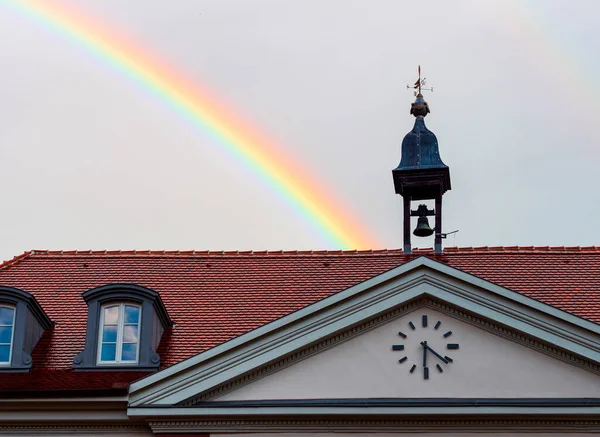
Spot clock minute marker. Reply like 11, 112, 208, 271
443, 331, 452, 338
398, 331, 407, 338
410, 364, 416, 373
434, 321, 441, 330
444, 355, 453, 362
447, 343, 460, 350
424, 367, 429, 379
436, 364, 443, 373
398, 356, 408, 363
422, 315, 428, 327
392, 345, 405, 351
409, 321, 416, 330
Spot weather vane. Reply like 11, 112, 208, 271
407, 65, 433, 96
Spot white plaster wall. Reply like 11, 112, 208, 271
218, 309, 600, 400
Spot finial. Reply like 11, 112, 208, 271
407, 65, 433, 118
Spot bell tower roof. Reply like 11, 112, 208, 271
396, 117, 448, 171
392, 89, 451, 198
391, 66, 452, 255
394, 65, 449, 175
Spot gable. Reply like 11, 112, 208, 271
128, 257, 600, 408
215, 305, 600, 401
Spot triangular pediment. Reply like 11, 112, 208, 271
128, 257, 600, 409
211, 303, 600, 402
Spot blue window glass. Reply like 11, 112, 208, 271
0, 308, 13, 325
0, 306, 15, 364
124, 306, 139, 324
102, 325, 117, 342
0, 346, 10, 363
97, 303, 140, 364
100, 343, 116, 361
0, 327, 13, 344
121, 343, 137, 361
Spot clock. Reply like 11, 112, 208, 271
391, 314, 460, 379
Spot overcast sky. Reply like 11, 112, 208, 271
0, 0, 599, 261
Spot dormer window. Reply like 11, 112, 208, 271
0, 287, 53, 371
98, 303, 141, 364
0, 306, 15, 365
73, 284, 172, 370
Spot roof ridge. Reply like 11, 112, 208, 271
442, 246, 600, 253
25, 249, 406, 257
12, 246, 599, 259
0, 251, 34, 271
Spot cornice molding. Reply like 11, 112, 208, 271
428, 299, 600, 373
0, 424, 149, 434
420, 272, 600, 355
148, 418, 600, 433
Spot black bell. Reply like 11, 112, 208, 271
413, 216, 434, 237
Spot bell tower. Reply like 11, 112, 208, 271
392, 67, 451, 254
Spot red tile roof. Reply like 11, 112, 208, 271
0, 247, 599, 394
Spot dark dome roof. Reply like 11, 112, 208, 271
395, 118, 448, 171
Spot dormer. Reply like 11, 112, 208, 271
73, 284, 172, 370
0, 286, 53, 371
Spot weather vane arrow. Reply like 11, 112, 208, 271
407, 65, 433, 96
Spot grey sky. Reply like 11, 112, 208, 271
1, 0, 599, 261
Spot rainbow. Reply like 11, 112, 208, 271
6, 0, 381, 249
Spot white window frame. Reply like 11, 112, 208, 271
0, 305, 16, 366
97, 303, 141, 365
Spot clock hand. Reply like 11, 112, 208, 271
422, 341, 429, 380
420, 342, 449, 364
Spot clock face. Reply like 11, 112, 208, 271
391, 314, 460, 379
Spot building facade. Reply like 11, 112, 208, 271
0, 247, 599, 435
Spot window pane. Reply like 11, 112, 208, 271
123, 325, 138, 343
0, 307, 14, 326
100, 343, 116, 362
0, 327, 12, 344
102, 325, 117, 342
0, 345, 10, 363
103, 306, 119, 325
124, 306, 139, 324
121, 343, 138, 362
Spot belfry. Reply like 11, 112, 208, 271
392, 66, 451, 254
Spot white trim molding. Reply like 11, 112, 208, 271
146, 417, 600, 434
